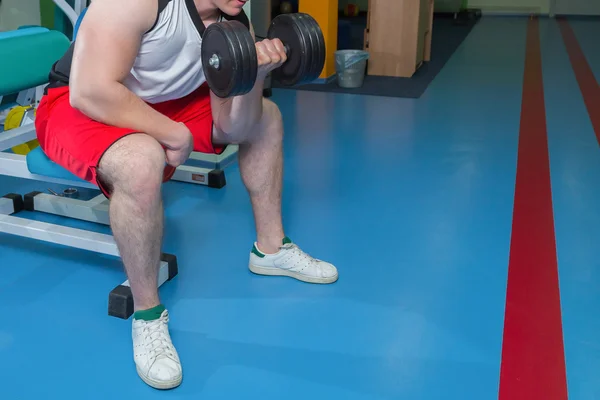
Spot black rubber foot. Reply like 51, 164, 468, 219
162, 253, 179, 281
2, 193, 24, 214
108, 285, 133, 319
208, 169, 226, 189
108, 253, 178, 319
23, 191, 42, 211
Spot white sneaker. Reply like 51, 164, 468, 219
249, 237, 339, 284
132, 308, 182, 390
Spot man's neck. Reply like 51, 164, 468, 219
194, 0, 221, 22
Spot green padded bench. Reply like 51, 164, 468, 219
0, 28, 71, 96
26, 146, 86, 183
0, 27, 86, 182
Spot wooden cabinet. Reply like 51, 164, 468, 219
364, 0, 434, 78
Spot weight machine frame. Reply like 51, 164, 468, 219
0, 82, 184, 320
0, 193, 178, 320
0, 81, 187, 319
0, 2, 191, 319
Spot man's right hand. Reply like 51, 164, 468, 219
256, 38, 287, 80
164, 123, 194, 168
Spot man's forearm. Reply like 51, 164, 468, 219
70, 81, 181, 147
212, 74, 267, 136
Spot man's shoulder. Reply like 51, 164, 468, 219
83, 0, 159, 34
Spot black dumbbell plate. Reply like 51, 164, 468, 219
268, 13, 326, 86
294, 13, 326, 85
201, 20, 257, 98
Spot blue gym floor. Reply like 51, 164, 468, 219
1, 16, 600, 399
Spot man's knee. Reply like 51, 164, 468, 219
98, 134, 166, 196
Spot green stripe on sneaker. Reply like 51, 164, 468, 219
252, 244, 265, 258
253, 238, 292, 257
134, 304, 166, 321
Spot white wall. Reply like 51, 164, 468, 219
554, 0, 600, 15
0, 0, 41, 31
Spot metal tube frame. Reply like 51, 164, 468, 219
0, 193, 177, 320
0, 0, 182, 319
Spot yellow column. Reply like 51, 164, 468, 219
299, 0, 338, 80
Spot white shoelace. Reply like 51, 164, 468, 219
282, 243, 316, 261
281, 243, 330, 274
142, 316, 175, 362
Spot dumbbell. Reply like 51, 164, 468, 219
201, 13, 326, 98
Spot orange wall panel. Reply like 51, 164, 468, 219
299, 0, 339, 79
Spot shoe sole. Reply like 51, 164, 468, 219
136, 366, 182, 390
249, 264, 338, 284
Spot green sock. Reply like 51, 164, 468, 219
133, 304, 166, 321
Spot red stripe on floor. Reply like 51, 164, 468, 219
498, 18, 568, 400
558, 17, 600, 145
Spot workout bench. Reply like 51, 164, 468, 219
0, 25, 221, 319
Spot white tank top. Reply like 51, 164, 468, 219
46, 0, 249, 103
124, 0, 220, 104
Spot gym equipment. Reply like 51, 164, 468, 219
0, 25, 174, 320
3, 105, 39, 155
268, 13, 326, 86
54, 0, 87, 32
0, 192, 178, 320
0, 16, 228, 187
201, 20, 258, 99
202, 13, 326, 98
0, 3, 222, 319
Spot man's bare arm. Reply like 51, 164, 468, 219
211, 22, 283, 137
69, 0, 185, 147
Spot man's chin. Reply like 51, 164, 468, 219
221, 6, 242, 15
227, 0, 247, 11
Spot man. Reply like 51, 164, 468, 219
35, 0, 338, 390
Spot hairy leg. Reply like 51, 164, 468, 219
97, 133, 166, 311
213, 97, 338, 284
214, 98, 285, 254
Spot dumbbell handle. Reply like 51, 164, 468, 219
254, 35, 290, 53
207, 40, 290, 71
258, 37, 291, 55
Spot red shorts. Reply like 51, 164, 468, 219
35, 83, 223, 197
